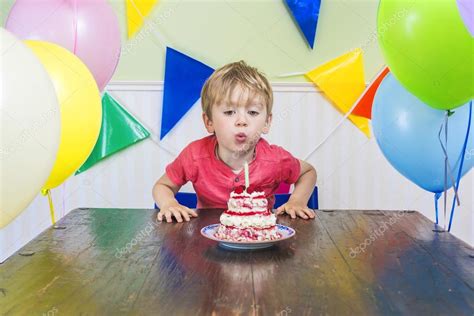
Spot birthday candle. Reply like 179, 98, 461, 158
244, 161, 249, 189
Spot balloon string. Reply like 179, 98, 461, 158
448, 101, 472, 232
438, 114, 461, 206
434, 192, 441, 225
46, 189, 56, 225
443, 113, 447, 230
62, 181, 66, 220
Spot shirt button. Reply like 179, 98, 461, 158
235, 177, 239, 182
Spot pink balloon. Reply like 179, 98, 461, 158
6, 0, 121, 91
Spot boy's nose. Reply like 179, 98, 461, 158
235, 113, 248, 127
236, 120, 248, 127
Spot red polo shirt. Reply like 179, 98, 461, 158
166, 135, 301, 210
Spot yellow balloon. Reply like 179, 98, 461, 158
25, 40, 102, 190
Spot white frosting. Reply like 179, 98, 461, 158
227, 190, 268, 211
220, 212, 276, 228
219, 188, 276, 231
230, 190, 266, 198
226, 205, 268, 213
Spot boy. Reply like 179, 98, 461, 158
153, 61, 317, 223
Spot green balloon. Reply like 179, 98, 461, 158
377, 0, 473, 110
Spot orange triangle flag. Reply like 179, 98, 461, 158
305, 48, 371, 138
352, 67, 390, 119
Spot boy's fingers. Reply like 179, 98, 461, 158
157, 212, 163, 221
170, 209, 183, 223
297, 210, 308, 219
179, 209, 190, 221
165, 212, 173, 223
288, 209, 296, 219
185, 208, 198, 217
275, 206, 284, 215
305, 208, 315, 218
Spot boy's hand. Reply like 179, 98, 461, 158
275, 200, 315, 220
157, 201, 198, 223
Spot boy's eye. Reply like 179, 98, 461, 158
248, 111, 259, 116
224, 110, 235, 115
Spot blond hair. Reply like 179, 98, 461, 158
201, 61, 273, 119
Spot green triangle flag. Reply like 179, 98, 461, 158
76, 93, 150, 175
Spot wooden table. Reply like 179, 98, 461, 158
1, 208, 473, 315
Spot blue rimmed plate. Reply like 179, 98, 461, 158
200, 224, 295, 250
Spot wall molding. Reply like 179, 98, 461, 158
106, 81, 325, 93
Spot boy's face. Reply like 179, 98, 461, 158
202, 84, 272, 156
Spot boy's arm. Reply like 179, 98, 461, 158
152, 174, 197, 222
289, 160, 317, 204
276, 160, 317, 219
152, 174, 181, 209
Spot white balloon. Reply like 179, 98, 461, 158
0, 28, 60, 228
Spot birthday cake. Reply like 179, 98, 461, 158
214, 185, 281, 242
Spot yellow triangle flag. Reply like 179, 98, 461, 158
126, 0, 159, 39
305, 49, 371, 138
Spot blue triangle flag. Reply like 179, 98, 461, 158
160, 47, 214, 140
285, 0, 321, 49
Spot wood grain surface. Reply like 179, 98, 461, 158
1, 208, 473, 315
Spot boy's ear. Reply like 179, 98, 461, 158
262, 113, 272, 134
202, 112, 215, 133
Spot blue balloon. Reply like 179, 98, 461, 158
372, 74, 473, 193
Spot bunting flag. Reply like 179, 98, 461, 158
126, 0, 159, 39
352, 66, 390, 119
76, 93, 150, 174
284, 0, 321, 49
305, 48, 371, 137
160, 47, 214, 140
